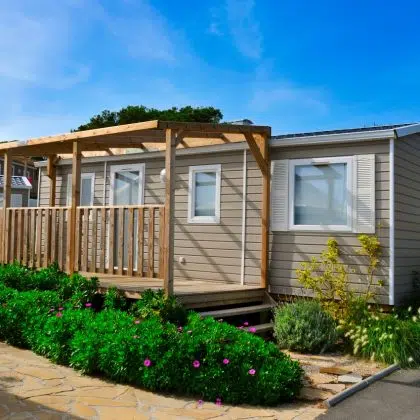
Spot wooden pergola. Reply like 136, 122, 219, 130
0, 120, 271, 295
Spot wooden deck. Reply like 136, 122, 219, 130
84, 273, 266, 309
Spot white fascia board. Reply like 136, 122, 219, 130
270, 129, 396, 148
394, 123, 420, 138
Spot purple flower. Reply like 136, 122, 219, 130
215, 398, 222, 406
248, 327, 257, 333
238, 326, 244, 330
85, 302, 92, 308
143, 359, 151, 367
243, 321, 249, 326
177, 326, 183, 332
56, 312, 62, 318
134, 319, 140, 324
223, 358, 230, 365
248, 368, 256, 376
197, 399, 203, 407
193, 360, 200, 368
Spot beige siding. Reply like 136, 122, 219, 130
39, 151, 248, 284
394, 133, 420, 304
38, 140, 391, 301
261, 141, 391, 303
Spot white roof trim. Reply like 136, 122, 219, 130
270, 128, 395, 147
394, 123, 420, 138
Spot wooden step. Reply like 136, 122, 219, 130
199, 303, 274, 319
252, 323, 274, 334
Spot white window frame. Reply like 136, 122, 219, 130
109, 163, 145, 205
188, 164, 221, 224
66, 173, 95, 206
288, 156, 353, 232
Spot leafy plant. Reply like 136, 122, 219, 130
103, 286, 129, 311
296, 235, 382, 319
339, 306, 420, 367
57, 273, 99, 308
131, 289, 187, 325
273, 300, 338, 353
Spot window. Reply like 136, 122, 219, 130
290, 157, 352, 231
188, 164, 221, 224
66, 173, 95, 206
271, 155, 376, 233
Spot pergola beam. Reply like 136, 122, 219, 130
47, 155, 58, 207
244, 133, 268, 176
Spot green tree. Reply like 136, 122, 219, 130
74, 105, 223, 131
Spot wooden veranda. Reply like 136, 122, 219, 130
0, 120, 271, 299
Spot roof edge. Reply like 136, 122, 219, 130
394, 123, 420, 138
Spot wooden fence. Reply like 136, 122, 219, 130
0, 205, 165, 279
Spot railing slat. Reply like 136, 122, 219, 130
36, 209, 42, 267
58, 209, 64, 270
117, 208, 124, 275
23, 209, 29, 265
44, 208, 50, 267
159, 207, 165, 279
108, 208, 115, 274
50, 208, 57, 264
29, 209, 35, 268
5, 210, 11, 263
137, 208, 144, 277
16, 210, 23, 263
148, 207, 155, 278
82, 208, 89, 272
74, 208, 81, 271
91, 208, 98, 273
100, 208, 106, 273
127, 208, 134, 276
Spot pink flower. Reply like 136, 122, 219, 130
197, 399, 203, 407
56, 312, 62, 318
49, 308, 54, 313
248, 327, 257, 333
85, 303, 92, 308
193, 360, 200, 368
177, 326, 183, 332
134, 320, 140, 324
143, 359, 151, 367
223, 358, 230, 365
215, 398, 222, 406
248, 368, 256, 376
237, 326, 244, 330
243, 321, 249, 326
58, 307, 64, 311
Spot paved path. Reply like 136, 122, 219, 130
318, 369, 420, 420
0, 342, 325, 419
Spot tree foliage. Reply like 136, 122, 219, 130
74, 105, 223, 131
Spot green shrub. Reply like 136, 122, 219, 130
0, 262, 32, 290
103, 286, 129, 311
340, 306, 420, 367
274, 300, 338, 353
57, 273, 99, 308
131, 289, 187, 325
0, 286, 60, 347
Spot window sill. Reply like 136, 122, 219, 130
188, 217, 220, 225
288, 225, 353, 233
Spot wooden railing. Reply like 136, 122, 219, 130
1, 207, 71, 270
0, 205, 165, 279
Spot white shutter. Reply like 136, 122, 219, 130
271, 160, 289, 231
354, 154, 375, 233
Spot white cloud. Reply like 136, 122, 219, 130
226, 0, 263, 59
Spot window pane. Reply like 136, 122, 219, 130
114, 171, 140, 205
194, 172, 216, 217
80, 177, 92, 206
294, 163, 347, 225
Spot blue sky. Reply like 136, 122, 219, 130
1, 0, 419, 139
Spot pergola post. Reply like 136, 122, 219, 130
244, 133, 270, 289
163, 128, 176, 296
2, 151, 12, 263
68, 142, 81, 273
260, 135, 270, 289
47, 155, 57, 207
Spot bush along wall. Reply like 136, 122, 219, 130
0, 263, 303, 406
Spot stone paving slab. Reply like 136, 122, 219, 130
0, 342, 325, 419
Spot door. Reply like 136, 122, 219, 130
110, 163, 145, 271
